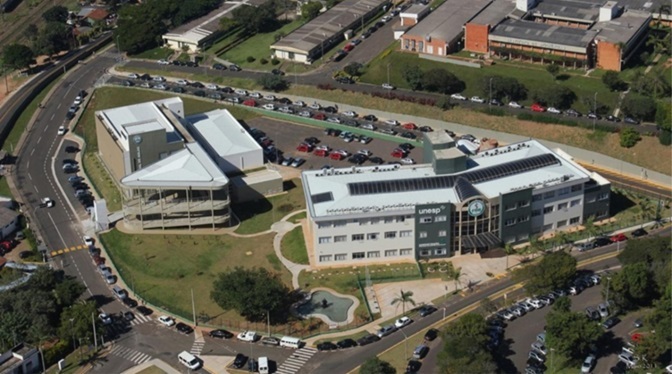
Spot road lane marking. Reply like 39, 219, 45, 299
30, 148, 35, 156
46, 212, 68, 249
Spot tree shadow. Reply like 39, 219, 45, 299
492, 337, 518, 374
86, 294, 116, 309
556, 74, 570, 81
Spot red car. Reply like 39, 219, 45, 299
530, 103, 546, 112
610, 233, 628, 242
242, 99, 257, 107
330, 152, 345, 161
0, 240, 15, 251
313, 113, 326, 120
391, 149, 406, 158
296, 143, 313, 152
402, 122, 417, 130
313, 148, 329, 157
343, 44, 354, 52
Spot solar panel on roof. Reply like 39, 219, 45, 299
311, 192, 334, 204
348, 154, 560, 196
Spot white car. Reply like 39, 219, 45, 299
262, 103, 276, 110
234, 89, 248, 96
157, 59, 169, 65
618, 352, 637, 367
298, 111, 311, 117
394, 316, 412, 328
128, 73, 139, 79
315, 145, 330, 151
450, 93, 467, 101
470, 96, 485, 103
400, 158, 415, 165
294, 100, 305, 107
265, 95, 276, 101
382, 83, 395, 90
343, 111, 358, 117
547, 107, 562, 114
206, 84, 218, 90
598, 303, 609, 318
84, 236, 94, 247
40, 197, 54, 208
384, 119, 400, 126
527, 298, 544, 309
508, 101, 522, 108
309, 102, 322, 110
357, 149, 372, 156
152, 76, 166, 82
249, 92, 263, 99
158, 315, 175, 327
581, 354, 596, 373
531, 342, 547, 355
99, 313, 112, 325
153, 84, 168, 90
176, 79, 189, 85
237, 331, 258, 342
73, 98, 83, 106
57, 126, 66, 135
327, 117, 341, 124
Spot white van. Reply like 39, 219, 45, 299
258, 356, 269, 374
178, 351, 200, 370
280, 336, 301, 349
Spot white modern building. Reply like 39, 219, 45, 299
302, 133, 611, 267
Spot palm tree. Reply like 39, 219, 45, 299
638, 197, 655, 222
390, 289, 416, 315
504, 243, 515, 270
656, 4, 671, 29
583, 215, 599, 239
450, 267, 463, 291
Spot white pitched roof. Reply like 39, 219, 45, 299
121, 143, 228, 189
185, 109, 262, 157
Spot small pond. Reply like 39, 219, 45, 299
295, 289, 356, 324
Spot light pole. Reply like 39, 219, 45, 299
489, 77, 494, 109
593, 92, 597, 131
550, 348, 555, 373
115, 35, 121, 55
605, 276, 612, 303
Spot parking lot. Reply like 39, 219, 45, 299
243, 117, 426, 170
498, 273, 644, 373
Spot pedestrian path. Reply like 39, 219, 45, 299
275, 347, 317, 374
190, 339, 205, 356
129, 313, 153, 326
109, 345, 153, 365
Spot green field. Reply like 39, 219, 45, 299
101, 229, 290, 324
130, 46, 174, 60
74, 86, 259, 211
281, 226, 309, 265
360, 49, 621, 113
232, 179, 306, 234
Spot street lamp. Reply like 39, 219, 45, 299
321, 33, 327, 60
605, 275, 612, 303
593, 92, 598, 131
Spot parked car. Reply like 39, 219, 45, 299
209, 329, 233, 339
236, 331, 258, 342
412, 345, 429, 359
233, 353, 248, 368
451, 93, 467, 101
424, 328, 438, 341
336, 338, 357, 349
602, 317, 621, 329
530, 103, 546, 112
356, 334, 380, 346
594, 237, 613, 247
470, 96, 485, 103
261, 337, 280, 346
158, 315, 175, 327
317, 342, 338, 351
395, 316, 412, 328
382, 83, 395, 90
581, 354, 596, 373
508, 101, 522, 108
610, 233, 628, 242
176, 323, 193, 335
377, 325, 397, 338
631, 228, 648, 237
406, 360, 421, 373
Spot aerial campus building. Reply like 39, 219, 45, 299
95, 98, 282, 230
302, 133, 611, 267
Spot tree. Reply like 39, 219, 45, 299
546, 64, 560, 79
58, 301, 101, 347
438, 313, 497, 373
422, 69, 465, 95
35, 22, 73, 56
480, 75, 528, 102
232, 4, 278, 34
359, 357, 396, 374
545, 308, 603, 360
390, 289, 416, 315
610, 263, 657, 310
639, 289, 672, 367
532, 85, 576, 109
211, 267, 293, 323
504, 243, 515, 270
656, 101, 671, 145
602, 71, 627, 92
53, 277, 86, 307
621, 94, 657, 121
619, 127, 641, 148
25, 24, 39, 42
42, 5, 69, 23
401, 64, 423, 91
552, 296, 571, 313
449, 267, 463, 291
514, 251, 577, 295
343, 62, 364, 77
479, 297, 499, 315
219, 18, 238, 33
257, 74, 289, 91
301, 1, 322, 20
2, 44, 35, 71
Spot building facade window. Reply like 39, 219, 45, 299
367, 251, 380, 258
419, 217, 433, 224
434, 248, 447, 255
367, 233, 379, 240
400, 248, 413, 256
598, 193, 609, 201
335, 254, 347, 261
371, 218, 380, 225
518, 200, 530, 207
319, 255, 332, 262
419, 250, 430, 256
396, 216, 405, 223
558, 202, 568, 210
505, 204, 516, 211
318, 237, 331, 244
334, 235, 347, 242
586, 196, 597, 203
333, 220, 346, 227
384, 217, 394, 224
385, 249, 398, 257
400, 230, 412, 237
317, 222, 331, 229
384, 231, 397, 239
542, 223, 553, 231
532, 194, 543, 202
543, 191, 555, 199
571, 184, 582, 192
558, 187, 570, 196
438, 230, 447, 237
419, 231, 428, 238
532, 209, 542, 217
435, 215, 447, 222
352, 234, 364, 241
519, 215, 530, 222
596, 210, 609, 218
505, 218, 516, 226
352, 252, 365, 259
543, 206, 554, 214
570, 199, 581, 207
570, 217, 580, 224
557, 219, 567, 228
359, 219, 369, 225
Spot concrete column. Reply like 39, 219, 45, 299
159, 188, 165, 230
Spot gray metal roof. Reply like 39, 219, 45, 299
271, 0, 388, 55
163, 3, 238, 44
594, 9, 651, 45
469, 0, 516, 26
0, 207, 18, 226
490, 18, 597, 52
185, 109, 262, 159
531, 0, 601, 23
403, 0, 492, 42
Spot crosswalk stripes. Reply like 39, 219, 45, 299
129, 313, 152, 326
190, 340, 205, 356
109, 345, 153, 365
275, 347, 317, 374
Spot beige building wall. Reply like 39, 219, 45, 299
95, 115, 126, 183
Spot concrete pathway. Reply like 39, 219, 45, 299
120, 359, 182, 374
272, 210, 311, 289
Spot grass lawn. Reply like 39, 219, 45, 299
1, 79, 58, 153
315, 330, 371, 345
136, 366, 167, 374
360, 49, 621, 114
233, 179, 306, 234
100, 229, 291, 325
74, 86, 260, 211
218, 19, 304, 70
0, 177, 11, 198
281, 226, 309, 265
131, 47, 174, 60
288, 211, 306, 223
45, 347, 96, 374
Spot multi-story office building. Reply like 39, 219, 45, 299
302, 133, 610, 267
